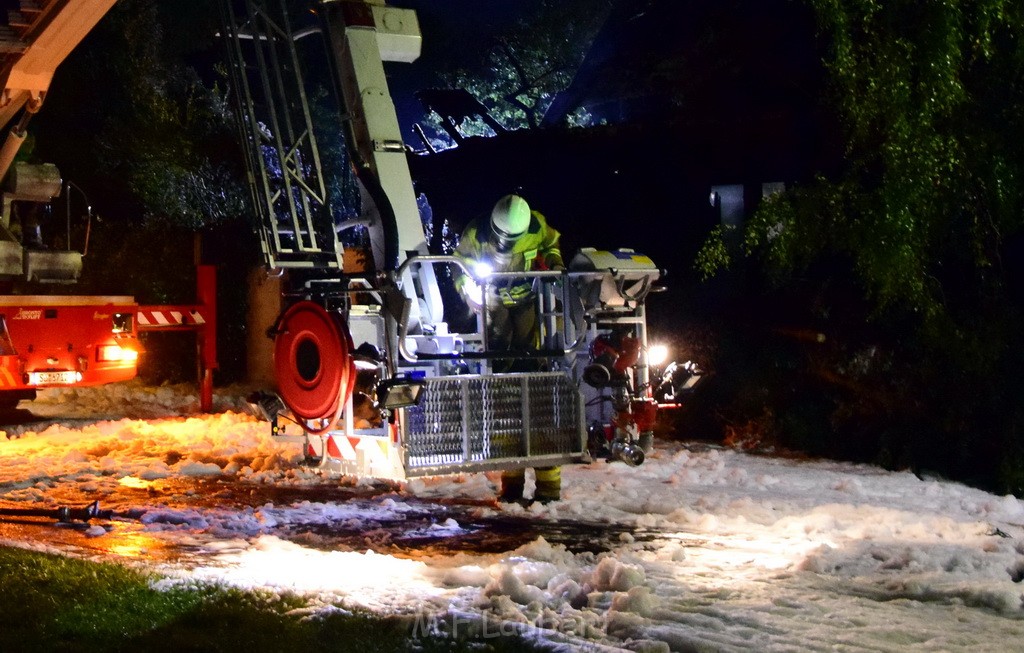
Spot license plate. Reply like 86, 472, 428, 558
28, 371, 80, 386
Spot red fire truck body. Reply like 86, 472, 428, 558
0, 296, 140, 405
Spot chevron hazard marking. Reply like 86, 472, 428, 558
339, 436, 357, 460
0, 368, 17, 388
136, 310, 207, 327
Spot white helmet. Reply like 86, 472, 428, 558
490, 194, 531, 243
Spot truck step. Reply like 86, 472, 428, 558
0, 26, 25, 53
7, 11, 28, 30
19, 1, 44, 14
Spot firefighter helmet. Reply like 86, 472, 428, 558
491, 194, 531, 238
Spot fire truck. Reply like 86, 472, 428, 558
0, 1, 217, 411
221, 0, 701, 481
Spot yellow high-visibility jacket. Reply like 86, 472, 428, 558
454, 211, 564, 305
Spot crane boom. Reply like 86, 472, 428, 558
0, 0, 118, 181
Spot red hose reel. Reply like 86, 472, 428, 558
273, 301, 356, 434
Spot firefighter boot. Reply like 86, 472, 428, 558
499, 469, 526, 503
534, 466, 561, 504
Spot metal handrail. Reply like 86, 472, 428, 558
394, 254, 661, 364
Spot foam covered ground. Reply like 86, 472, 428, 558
2, 381, 1023, 652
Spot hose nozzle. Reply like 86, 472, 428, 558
610, 438, 645, 466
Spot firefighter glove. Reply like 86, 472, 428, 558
463, 277, 484, 311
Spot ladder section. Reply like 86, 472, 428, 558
219, 0, 344, 270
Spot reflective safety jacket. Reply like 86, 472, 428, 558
454, 211, 564, 306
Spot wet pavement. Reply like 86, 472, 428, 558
0, 475, 657, 565
0, 405, 652, 567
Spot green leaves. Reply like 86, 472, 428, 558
92, 0, 245, 229
426, 0, 611, 137
740, 0, 1024, 319
130, 160, 247, 229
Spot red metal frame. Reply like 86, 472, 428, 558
134, 264, 218, 411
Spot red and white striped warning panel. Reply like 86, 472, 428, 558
136, 309, 208, 328
325, 434, 390, 463
0, 365, 19, 389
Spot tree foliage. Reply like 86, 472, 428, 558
711, 0, 1024, 321
88, 0, 247, 228
696, 0, 1024, 492
424, 0, 610, 138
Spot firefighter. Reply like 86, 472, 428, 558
454, 193, 564, 503
454, 194, 564, 353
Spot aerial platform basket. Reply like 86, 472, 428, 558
300, 371, 587, 481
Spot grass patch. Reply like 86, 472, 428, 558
0, 546, 540, 652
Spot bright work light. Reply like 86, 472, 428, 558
648, 344, 669, 367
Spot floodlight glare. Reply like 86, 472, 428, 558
648, 344, 669, 367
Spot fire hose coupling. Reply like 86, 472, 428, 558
610, 437, 645, 466
0, 500, 113, 523
56, 500, 115, 522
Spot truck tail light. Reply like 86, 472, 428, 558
96, 344, 139, 363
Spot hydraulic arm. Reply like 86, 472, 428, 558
0, 0, 118, 182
